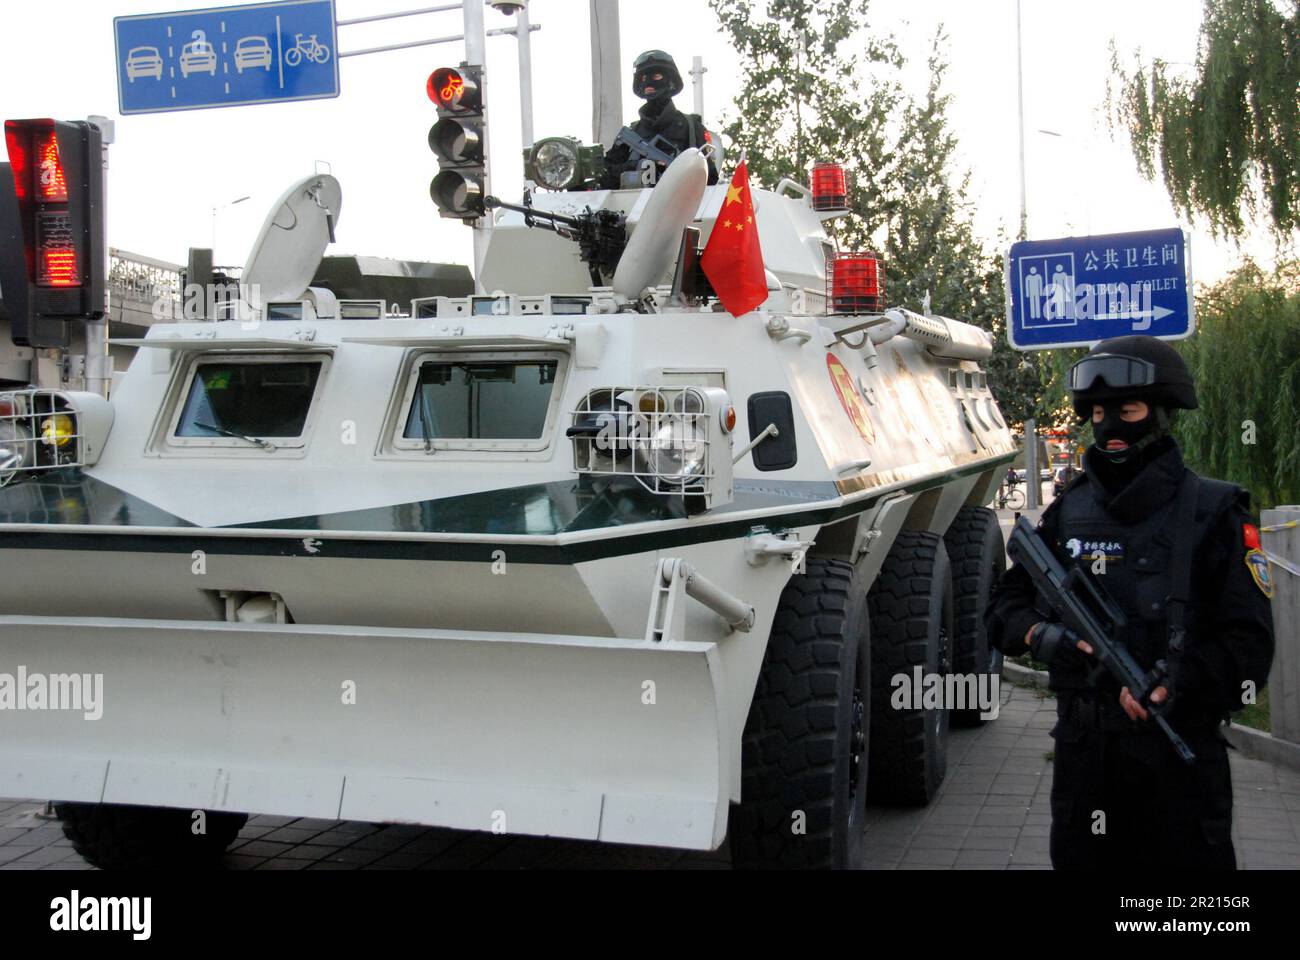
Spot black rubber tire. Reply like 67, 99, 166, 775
944, 505, 1006, 727
731, 557, 871, 869
55, 803, 248, 870
866, 531, 955, 806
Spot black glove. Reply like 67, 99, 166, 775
1029, 622, 1087, 667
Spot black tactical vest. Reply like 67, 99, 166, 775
1047, 466, 1241, 695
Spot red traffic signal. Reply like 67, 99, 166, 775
426, 67, 480, 113
2, 118, 106, 348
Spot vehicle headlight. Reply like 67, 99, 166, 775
535, 139, 578, 190
41, 414, 76, 448
0, 421, 35, 487
641, 418, 708, 485
524, 137, 605, 191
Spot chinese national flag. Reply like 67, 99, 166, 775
701, 160, 768, 317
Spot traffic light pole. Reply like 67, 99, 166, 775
463, 0, 491, 293
85, 115, 114, 399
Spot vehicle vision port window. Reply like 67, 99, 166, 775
403, 359, 559, 442
173, 360, 324, 442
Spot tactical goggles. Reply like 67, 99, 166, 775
1068, 354, 1157, 393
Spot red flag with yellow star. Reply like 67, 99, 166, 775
701, 159, 768, 317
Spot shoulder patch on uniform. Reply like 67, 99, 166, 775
1245, 549, 1275, 599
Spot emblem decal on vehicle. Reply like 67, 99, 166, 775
826, 353, 875, 445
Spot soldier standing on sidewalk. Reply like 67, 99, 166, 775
985, 335, 1274, 869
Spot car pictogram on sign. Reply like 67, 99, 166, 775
234, 36, 273, 73
180, 31, 218, 78
125, 46, 164, 82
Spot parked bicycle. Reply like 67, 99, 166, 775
996, 482, 1026, 510
285, 33, 331, 66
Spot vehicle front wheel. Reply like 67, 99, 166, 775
731, 557, 870, 869
55, 803, 248, 870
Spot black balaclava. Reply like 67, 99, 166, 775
1089, 398, 1172, 487
636, 69, 674, 125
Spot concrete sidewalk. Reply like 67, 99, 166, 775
862, 683, 1300, 870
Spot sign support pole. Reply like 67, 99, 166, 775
691, 56, 707, 117
1025, 417, 1040, 510
517, 3, 535, 149
590, 0, 622, 149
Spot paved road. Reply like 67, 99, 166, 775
3, 686, 1297, 870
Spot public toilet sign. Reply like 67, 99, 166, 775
114, 0, 339, 115
1005, 227, 1194, 351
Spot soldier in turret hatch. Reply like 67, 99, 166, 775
600, 50, 720, 190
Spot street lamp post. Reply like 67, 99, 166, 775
1038, 128, 1094, 235
1015, 0, 1040, 509
211, 195, 250, 262
1016, 0, 1027, 242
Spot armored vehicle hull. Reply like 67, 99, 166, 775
0, 175, 1015, 867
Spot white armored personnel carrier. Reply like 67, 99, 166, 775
0, 132, 1015, 868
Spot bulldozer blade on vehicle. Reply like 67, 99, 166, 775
0, 614, 730, 850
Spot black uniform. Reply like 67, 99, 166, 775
600, 97, 720, 190
986, 437, 1274, 869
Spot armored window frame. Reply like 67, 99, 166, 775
387, 348, 569, 455
160, 352, 331, 455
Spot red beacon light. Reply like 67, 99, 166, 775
811, 162, 849, 212
827, 251, 887, 315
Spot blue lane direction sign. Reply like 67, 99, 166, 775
1006, 227, 1194, 351
115, 0, 339, 115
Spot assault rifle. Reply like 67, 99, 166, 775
613, 126, 682, 168
1006, 517, 1196, 765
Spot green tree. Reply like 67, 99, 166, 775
883, 31, 1059, 430
708, 0, 903, 240
710, 2, 1062, 429
1174, 261, 1300, 509
1107, 0, 1300, 239
886, 32, 986, 320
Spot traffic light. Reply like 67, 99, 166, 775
427, 64, 488, 221
1, 119, 105, 348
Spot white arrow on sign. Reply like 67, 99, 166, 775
1094, 304, 1174, 330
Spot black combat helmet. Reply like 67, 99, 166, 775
632, 50, 684, 100
1067, 335, 1198, 419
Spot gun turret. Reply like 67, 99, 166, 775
485, 195, 628, 287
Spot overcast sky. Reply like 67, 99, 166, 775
0, 0, 1282, 291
